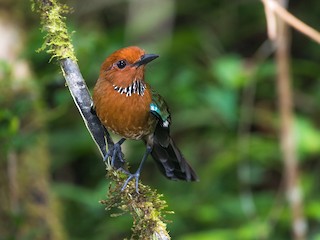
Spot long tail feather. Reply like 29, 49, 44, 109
150, 138, 198, 181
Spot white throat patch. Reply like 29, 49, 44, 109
113, 80, 146, 97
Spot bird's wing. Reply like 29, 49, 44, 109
149, 91, 198, 181
150, 91, 171, 147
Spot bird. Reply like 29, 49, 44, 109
93, 46, 198, 192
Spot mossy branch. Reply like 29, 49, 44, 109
32, 0, 76, 62
102, 166, 172, 240
32, 0, 172, 239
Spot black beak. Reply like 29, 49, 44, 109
133, 54, 159, 67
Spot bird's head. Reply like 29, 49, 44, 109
99, 46, 158, 86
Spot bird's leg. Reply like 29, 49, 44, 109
121, 145, 152, 193
104, 138, 126, 169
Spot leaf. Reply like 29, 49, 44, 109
202, 86, 237, 127
211, 55, 248, 89
294, 117, 320, 156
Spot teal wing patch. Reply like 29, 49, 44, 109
150, 92, 171, 147
150, 92, 170, 128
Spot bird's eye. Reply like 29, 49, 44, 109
116, 60, 127, 69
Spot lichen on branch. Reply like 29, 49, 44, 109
32, 0, 76, 62
101, 164, 172, 239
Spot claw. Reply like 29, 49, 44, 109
104, 138, 126, 169
104, 139, 152, 193
121, 171, 140, 193
120, 145, 153, 193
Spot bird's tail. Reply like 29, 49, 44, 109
150, 138, 198, 181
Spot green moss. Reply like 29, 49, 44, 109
32, 0, 76, 62
101, 162, 172, 239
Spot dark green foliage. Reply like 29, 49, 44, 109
0, 63, 39, 155
7, 0, 320, 239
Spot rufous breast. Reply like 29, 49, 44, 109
93, 79, 156, 140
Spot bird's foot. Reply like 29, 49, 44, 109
103, 138, 126, 169
121, 170, 141, 193
120, 145, 152, 193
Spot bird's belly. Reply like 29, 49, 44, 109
96, 90, 155, 140
107, 112, 154, 139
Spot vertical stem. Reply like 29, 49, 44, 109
275, 1, 306, 239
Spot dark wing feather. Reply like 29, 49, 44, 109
149, 92, 198, 181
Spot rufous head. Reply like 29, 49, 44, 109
99, 46, 158, 86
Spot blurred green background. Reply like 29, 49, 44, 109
1, 0, 320, 239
